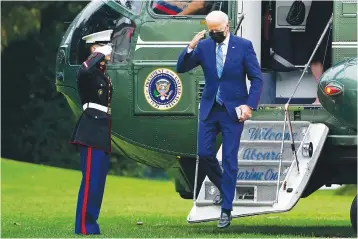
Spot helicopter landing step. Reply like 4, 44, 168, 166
187, 121, 329, 223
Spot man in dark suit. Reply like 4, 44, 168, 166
70, 41, 113, 235
176, 10, 263, 228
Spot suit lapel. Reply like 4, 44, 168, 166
221, 33, 234, 78
207, 39, 219, 79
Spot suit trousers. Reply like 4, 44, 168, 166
75, 146, 110, 235
197, 103, 244, 211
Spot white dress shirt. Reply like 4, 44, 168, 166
187, 33, 230, 65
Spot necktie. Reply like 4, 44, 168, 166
216, 43, 224, 105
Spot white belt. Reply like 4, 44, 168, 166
83, 103, 111, 114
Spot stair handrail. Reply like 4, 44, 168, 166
275, 14, 333, 203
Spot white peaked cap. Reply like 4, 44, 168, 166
82, 30, 114, 43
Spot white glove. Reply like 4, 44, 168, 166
94, 45, 112, 56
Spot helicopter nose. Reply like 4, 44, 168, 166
317, 60, 345, 101
317, 57, 357, 130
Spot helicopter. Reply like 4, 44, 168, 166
55, 0, 358, 233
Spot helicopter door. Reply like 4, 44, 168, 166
132, 1, 235, 116
234, 0, 261, 101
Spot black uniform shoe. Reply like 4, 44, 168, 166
217, 211, 231, 229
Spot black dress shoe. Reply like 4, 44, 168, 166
217, 211, 231, 229
213, 193, 222, 205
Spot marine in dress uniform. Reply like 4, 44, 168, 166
70, 40, 113, 235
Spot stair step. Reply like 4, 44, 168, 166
237, 164, 289, 181
196, 200, 274, 207
240, 120, 310, 142
217, 141, 302, 162
236, 160, 293, 166
218, 159, 294, 166
203, 181, 284, 202
215, 164, 290, 182
205, 180, 284, 187
238, 140, 301, 161
236, 180, 284, 186
240, 140, 302, 145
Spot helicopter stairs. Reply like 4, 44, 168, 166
187, 120, 329, 223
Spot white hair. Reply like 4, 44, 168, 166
205, 11, 229, 26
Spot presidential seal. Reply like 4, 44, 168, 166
144, 68, 183, 110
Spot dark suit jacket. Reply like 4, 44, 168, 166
176, 33, 263, 121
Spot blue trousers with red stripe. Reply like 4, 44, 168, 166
75, 146, 110, 235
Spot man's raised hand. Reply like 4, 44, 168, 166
189, 30, 206, 49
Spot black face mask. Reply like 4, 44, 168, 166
209, 30, 226, 43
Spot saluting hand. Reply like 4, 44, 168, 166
238, 105, 252, 122
189, 30, 206, 49
94, 45, 113, 58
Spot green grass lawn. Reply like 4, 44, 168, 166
1, 158, 356, 238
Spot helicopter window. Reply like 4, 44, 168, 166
114, 0, 142, 15
150, 0, 228, 16
61, 12, 82, 46
69, 2, 136, 65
